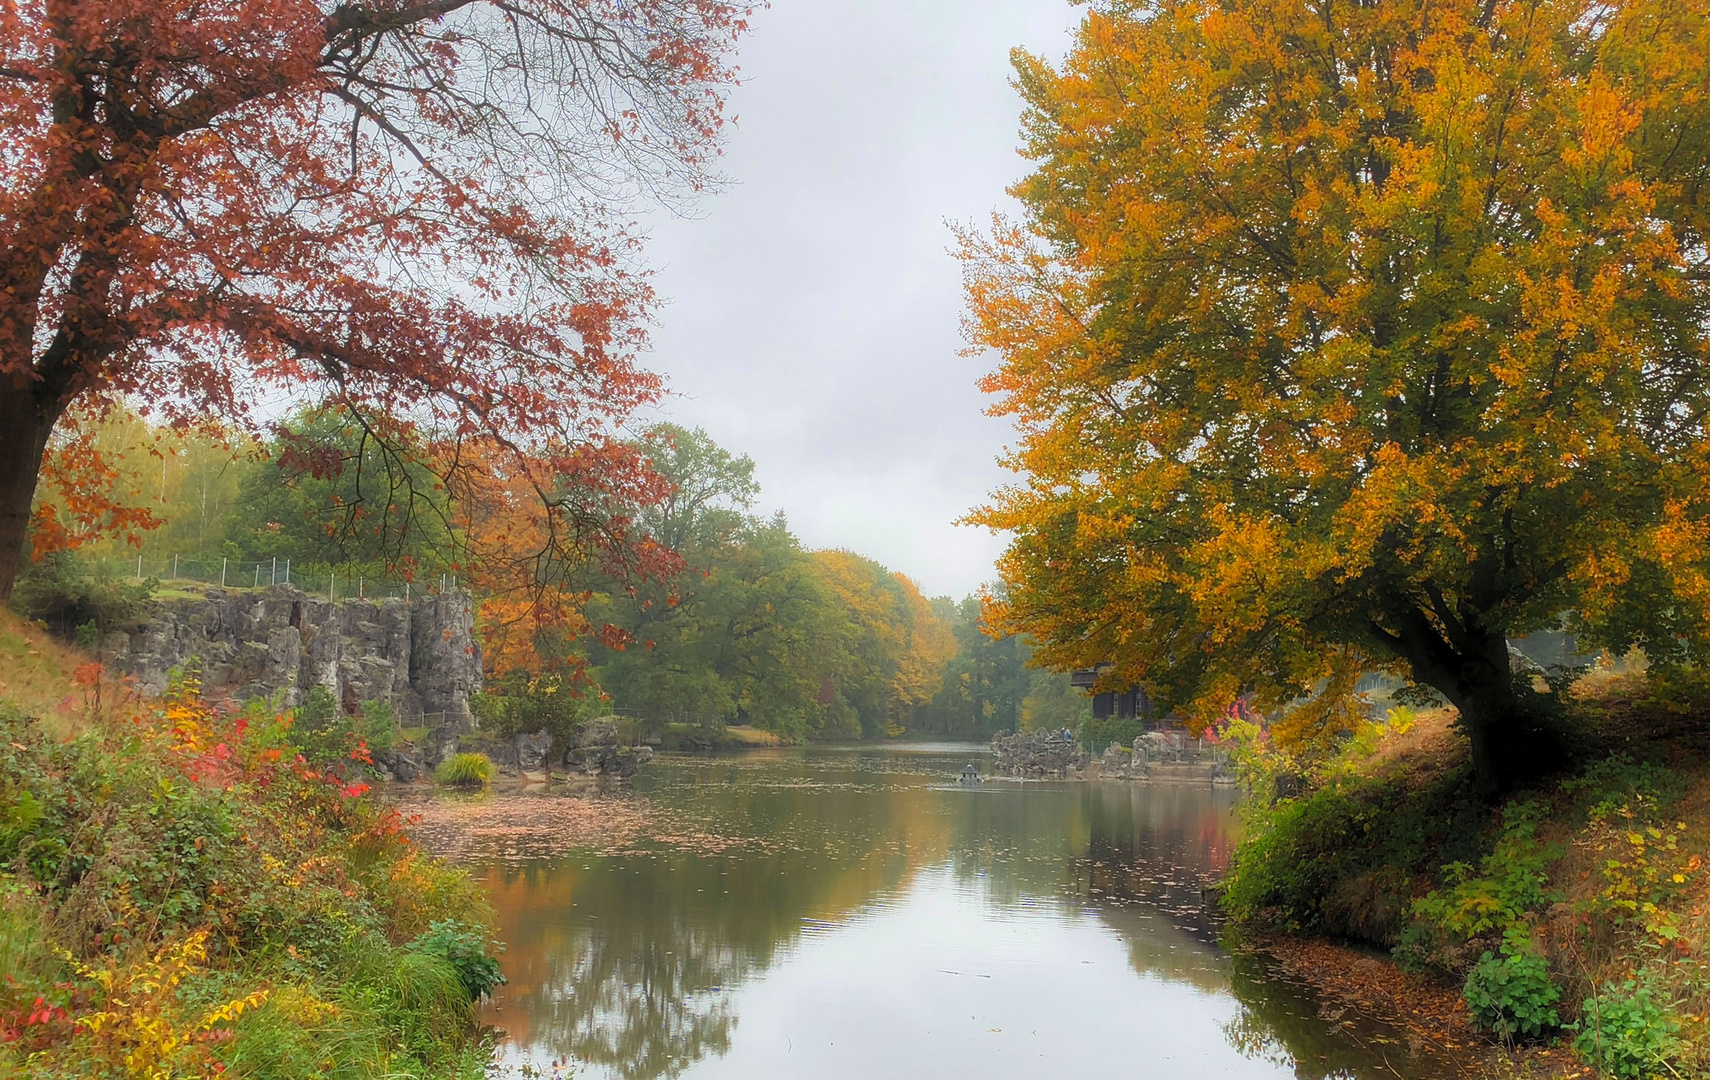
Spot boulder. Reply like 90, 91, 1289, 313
511, 729, 553, 772
563, 719, 653, 777
990, 728, 1090, 779
374, 744, 425, 783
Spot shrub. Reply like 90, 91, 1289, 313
406, 920, 507, 1001
471, 673, 601, 743
1463, 928, 1561, 1041
286, 690, 403, 763
1398, 799, 1561, 971
289, 685, 348, 760
358, 698, 399, 753
434, 753, 494, 787
1573, 974, 1683, 1080
0, 687, 494, 1077
9, 550, 152, 638
1220, 767, 1483, 934
1078, 715, 1145, 755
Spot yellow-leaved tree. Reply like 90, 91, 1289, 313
811, 550, 955, 736
962, 0, 1710, 795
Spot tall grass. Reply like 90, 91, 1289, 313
435, 752, 495, 787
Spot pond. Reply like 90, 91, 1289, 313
407, 743, 1473, 1080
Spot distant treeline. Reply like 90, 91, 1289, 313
21, 409, 1086, 741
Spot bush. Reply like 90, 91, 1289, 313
1397, 799, 1561, 971
10, 550, 152, 638
1463, 928, 1561, 1041
0, 687, 495, 1077
1573, 974, 1683, 1080
287, 689, 401, 763
471, 674, 601, 743
406, 920, 507, 1001
289, 685, 352, 761
357, 698, 399, 753
434, 753, 494, 787
1078, 715, 1146, 755
1220, 767, 1484, 934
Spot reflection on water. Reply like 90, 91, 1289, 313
429, 745, 1471, 1079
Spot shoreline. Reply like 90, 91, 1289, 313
1247, 934, 1594, 1079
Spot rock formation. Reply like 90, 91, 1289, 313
990, 728, 1090, 778
105, 586, 482, 727
562, 718, 654, 777
991, 727, 1235, 784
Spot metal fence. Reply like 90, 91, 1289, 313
93, 554, 460, 603
1128, 732, 1227, 766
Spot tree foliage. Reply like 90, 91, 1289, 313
0, 0, 752, 599
962, 0, 1710, 794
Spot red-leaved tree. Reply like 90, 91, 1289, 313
0, 0, 751, 598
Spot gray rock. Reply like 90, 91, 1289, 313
990, 728, 1089, 779
512, 729, 553, 771
375, 744, 425, 783
109, 586, 482, 726
563, 719, 652, 777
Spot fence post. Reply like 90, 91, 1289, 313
220, 558, 227, 588
171, 554, 178, 580
329, 572, 335, 602
358, 576, 363, 600
137, 554, 143, 580
271, 557, 276, 586
284, 559, 290, 585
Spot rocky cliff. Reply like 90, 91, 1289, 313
105, 586, 482, 727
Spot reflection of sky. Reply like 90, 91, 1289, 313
677, 867, 1285, 1080
467, 749, 1452, 1080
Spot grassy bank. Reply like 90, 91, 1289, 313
1220, 675, 1710, 1078
0, 622, 502, 1079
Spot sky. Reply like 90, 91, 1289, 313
635, 0, 1082, 600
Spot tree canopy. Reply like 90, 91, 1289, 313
0, 0, 752, 599
962, 0, 1710, 794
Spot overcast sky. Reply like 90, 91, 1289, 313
635, 0, 1080, 600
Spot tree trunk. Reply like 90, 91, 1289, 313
0, 383, 67, 602
1377, 610, 1560, 799
1406, 623, 1543, 798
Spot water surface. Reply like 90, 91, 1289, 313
414, 744, 1470, 1079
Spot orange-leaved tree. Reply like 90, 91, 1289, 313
0, 0, 751, 599
963, 0, 1710, 795
450, 433, 681, 680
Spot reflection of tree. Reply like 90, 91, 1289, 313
471, 752, 1428, 1080
477, 756, 960, 1079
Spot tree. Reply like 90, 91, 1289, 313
0, 0, 751, 599
925, 594, 1031, 737
962, 0, 1710, 795
593, 515, 854, 741
637, 424, 759, 554
225, 409, 452, 572
810, 550, 953, 737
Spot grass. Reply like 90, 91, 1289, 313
0, 609, 103, 736
723, 725, 786, 747
435, 752, 495, 787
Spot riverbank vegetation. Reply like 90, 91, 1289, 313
0, 616, 503, 1078
1218, 671, 1710, 1076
